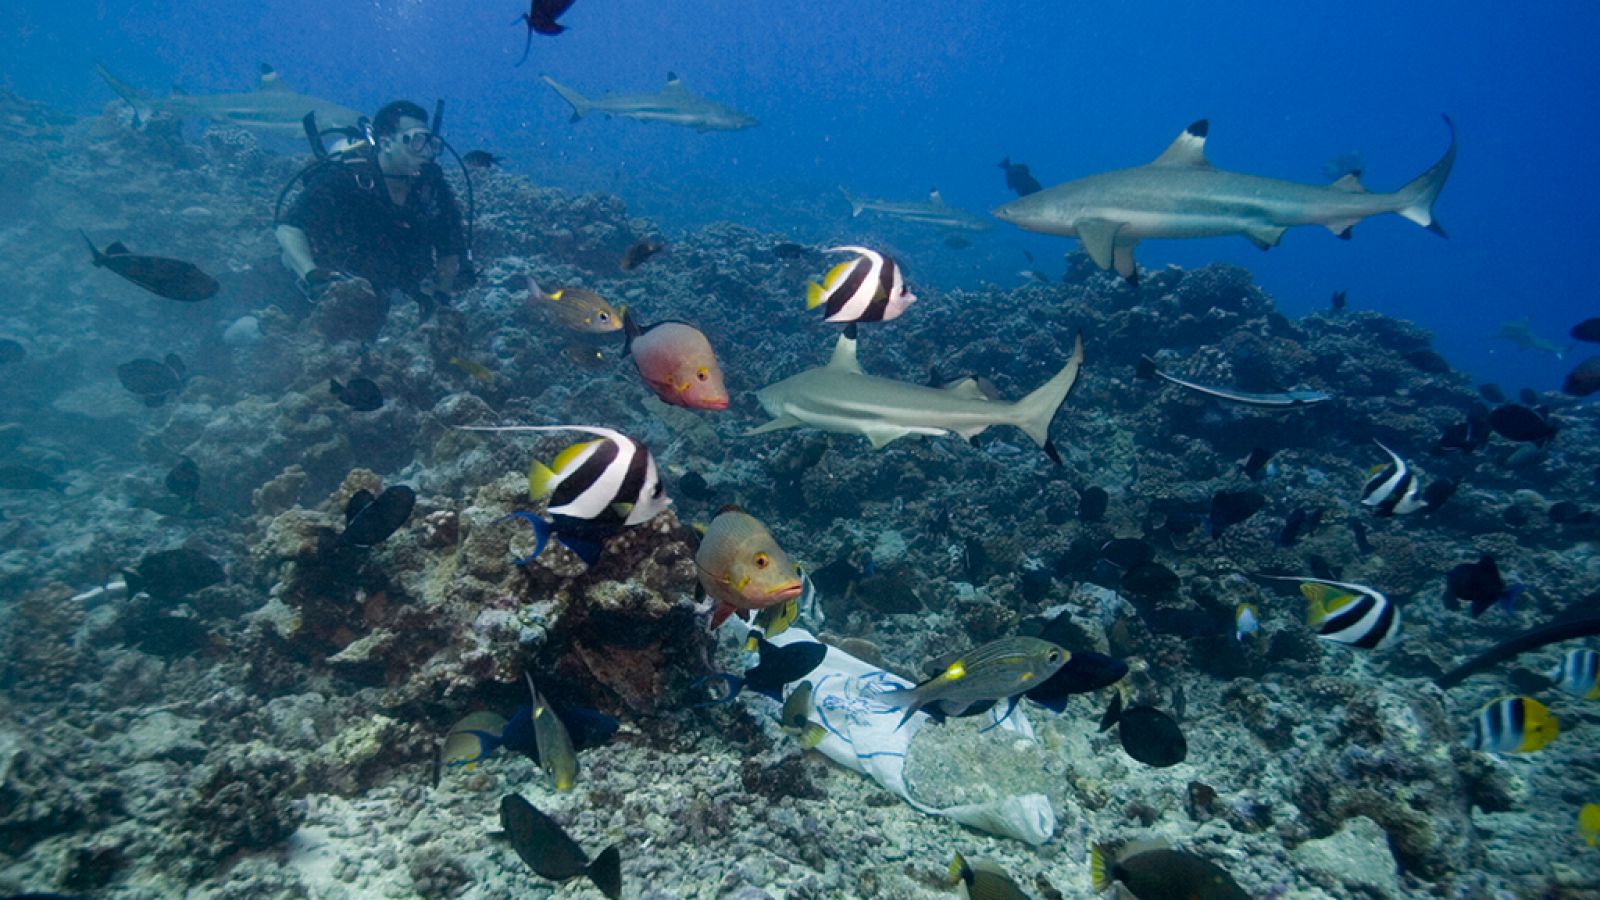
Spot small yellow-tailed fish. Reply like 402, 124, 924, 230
948, 852, 1028, 900
1465, 695, 1559, 754
779, 680, 827, 748
449, 356, 494, 382
526, 674, 577, 791
527, 277, 622, 334
1579, 803, 1600, 847
1234, 603, 1259, 642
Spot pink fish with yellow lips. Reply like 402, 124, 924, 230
696, 505, 804, 630
622, 310, 729, 410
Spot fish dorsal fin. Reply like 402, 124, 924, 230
943, 377, 987, 400
1329, 171, 1368, 193
106, 241, 130, 255
826, 333, 862, 373
551, 440, 597, 473
1150, 119, 1211, 168
664, 72, 686, 92
1300, 582, 1355, 625
257, 64, 289, 92
928, 189, 946, 206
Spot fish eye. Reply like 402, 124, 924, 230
1048, 650, 1062, 662
696, 367, 709, 381
598, 312, 611, 322
754, 553, 770, 569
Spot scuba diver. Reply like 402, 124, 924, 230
275, 100, 471, 332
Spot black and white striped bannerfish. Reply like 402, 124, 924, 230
1465, 695, 1560, 754
1548, 648, 1600, 700
1360, 441, 1426, 516
805, 246, 918, 324
1258, 575, 1400, 650
458, 424, 671, 566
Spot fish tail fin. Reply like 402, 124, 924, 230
79, 230, 104, 265
1300, 582, 1336, 626
1394, 114, 1456, 237
837, 185, 864, 217
620, 307, 642, 355
499, 512, 552, 564
799, 723, 827, 748
121, 569, 143, 597
1090, 843, 1116, 891
540, 74, 591, 122
805, 281, 826, 310
586, 845, 622, 900
526, 275, 547, 302
1011, 335, 1084, 454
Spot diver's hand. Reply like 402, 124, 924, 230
298, 267, 352, 302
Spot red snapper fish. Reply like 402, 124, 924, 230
696, 505, 803, 630
622, 310, 728, 410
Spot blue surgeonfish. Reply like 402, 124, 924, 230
1548, 648, 1600, 700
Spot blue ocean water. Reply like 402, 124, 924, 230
7, 1, 1596, 390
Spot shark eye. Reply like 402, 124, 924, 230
754, 553, 770, 569
696, 367, 709, 382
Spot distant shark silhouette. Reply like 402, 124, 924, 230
836, 187, 991, 232
96, 63, 362, 138
993, 117, 1456, 284
1496, 317, 1568, 360
540, 72, 757, 133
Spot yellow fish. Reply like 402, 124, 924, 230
1580, 803, 1600, 847
449, 356, 494, 382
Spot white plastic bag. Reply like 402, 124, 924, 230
768, 629, 1056, 845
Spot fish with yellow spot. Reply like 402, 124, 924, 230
878, 636, 1068, 729
527, 277, 623, 334
695, 505, 804, 631
1465, 695, 1559, 754
1580, 803, 1600, 847
526, 675, 578, 791
622, 308, 728, 410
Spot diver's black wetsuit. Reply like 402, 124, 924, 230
283, 161, 465, 300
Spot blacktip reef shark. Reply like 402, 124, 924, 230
748, 327, 1084, 463
95, 64, 362, 138
993, 117, 1457, 283
1495, 317, 1568, 360
837, 187, 992, 231
1137, 354, 1331, 409
540, 72, 758, 132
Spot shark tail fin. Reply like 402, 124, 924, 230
1012, 335, 1084, 457
836, 186, 864, 217
540, 74, 591, 122
94, 64, 150, 125
1395, 114, 1456, 237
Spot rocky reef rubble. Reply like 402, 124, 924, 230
1, 87, 1598, 898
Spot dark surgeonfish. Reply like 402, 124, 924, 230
82, 231, 218, 302
342, 485, 416, 547
1488, 403, 1558, 445
1444, 554, 1525, 618
619, 238, 663, 271
1136, 354, 1331, 409
1091, 839, 1248, 900
165, 456, 200, 499
1563, 357, 1600, 398
1571, 318, 1600, 343
496, 794, 621, 899
515, 0, 576, 65
950, 852, 1029, 899
1208, 490, 1265, 538
1098, 693, 1187, 767
330, 377, 384, 412
694, 634, 827, 704
463, 150, 502, 169
997, 157, 1043, 196
116, 354, 185, 407
123, 547, 225, 601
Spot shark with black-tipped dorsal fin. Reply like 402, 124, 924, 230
96, 63, 362, 138
540, 71, 757, 132
747, 327, 1083, 464
993, 117, 1456, 284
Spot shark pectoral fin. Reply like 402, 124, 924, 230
1076, 218, 1123, 270
1243, 224, 1286, 250
1113, 243, 1139, 281
863, 425, 913, 449
746, 415, 803, 436
1329, 172, 1369, 192
942, 378, 987, 400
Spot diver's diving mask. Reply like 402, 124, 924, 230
396, 127, 442, 158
